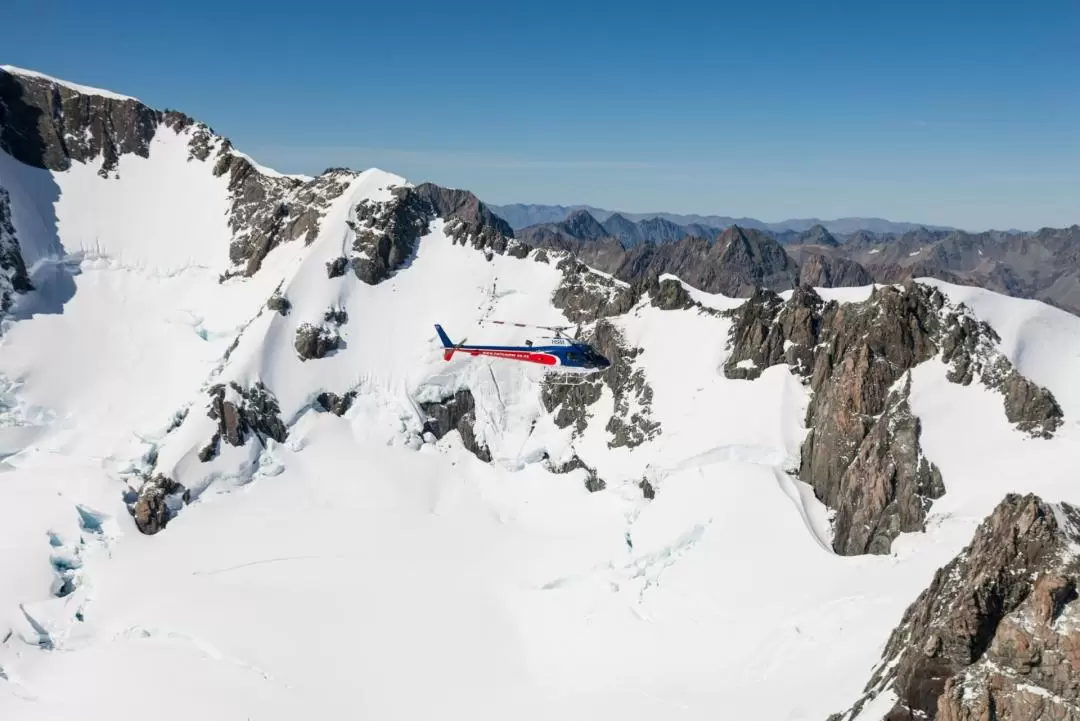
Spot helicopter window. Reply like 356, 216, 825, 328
567, 352, 584, 363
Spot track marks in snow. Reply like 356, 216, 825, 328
118, 625, 284, 686
192, 554, 351, 577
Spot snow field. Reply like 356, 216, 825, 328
1, 130, 1079, 720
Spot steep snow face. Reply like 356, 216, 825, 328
1, 87, 1080, 719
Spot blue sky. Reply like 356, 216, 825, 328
5, 0, 1078, 230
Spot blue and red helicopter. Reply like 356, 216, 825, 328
435, 320, 611, 373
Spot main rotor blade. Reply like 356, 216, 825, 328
485, 319, 572, 333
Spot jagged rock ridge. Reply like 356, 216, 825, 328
724, 281, 1064, 555
830, 493, 1080, 721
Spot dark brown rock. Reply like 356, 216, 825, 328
202, 382, 287, 459
294, 323, 340, 360
831, 494, 1080, 721
419, 389, 491, 462
316, 391, 356, 416
266, 293, 290, 316
131, 475, 188, 535
725, 281, 1063, 555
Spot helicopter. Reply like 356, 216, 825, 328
434, 320, 611, 373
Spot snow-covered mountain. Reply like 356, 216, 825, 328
2, 66, 1080, 721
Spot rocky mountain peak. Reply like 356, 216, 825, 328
561, 208, 608, 240
801, 223, 840, 246
724, 281, 1064, 555
831, 493, 1080, 721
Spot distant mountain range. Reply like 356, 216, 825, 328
504, 206, 1080, 317
489, 202, 957, 235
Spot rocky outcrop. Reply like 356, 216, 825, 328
326, 256, 348, 278
796, 252, 874, 288
412, 183, 514, 253
830, 494, 1080, 721
542, 319, 659, 449
316, 391, 356, 416
418, 389, 491, 462
349, 189, 430, 284
551, 258, 638, 324
266, 292, 290, 316
616, 225, 800, 297
217, 157, 352, 279
323, 306, 348, 326
830, 375, 945, 555
0, 68, 157, 176
646, 276, 696, 310
199, 382, 287, 461
938, 307, 1063, 438
0, 187, 32, 314
724, 282, 1064, 555
545, 452, 605, 493
294, 323, 340, 360
130, 474, 189, 535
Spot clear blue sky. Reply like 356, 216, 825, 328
5, 0, 1078, 230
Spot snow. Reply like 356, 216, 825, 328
2, 127, 1079, 721
658, 274, 743, 311
0, 66, 138, 101
227, 149, 313, 182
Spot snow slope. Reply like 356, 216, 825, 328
1, 99, 1079, 720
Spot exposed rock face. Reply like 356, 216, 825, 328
542, 319, 659, 449
294, 323, 340, 360
724, 282, 1064, 554
323, 306, 348, 326
130, 475, 188, 535
0, 68, 157, 176
795, 252, 874, 288
831, 375, 945, 555
316, 391, 356, 416
419, 389, 491, 462
326, 256, 348, 278
199, 382, 287, 461
515, 209, 610, 246
349, 189, 430, 284
412, 183, 514, 253
568, 225, 800, 298
266, 293, 290, 316
217, 157, 352, 279
551, 258, 637, 324
0, 67, 357, 281
937, 308, 1064, 438
830, 494, 1080, 721
647, 276, 696, 310
545, 452, 606, 493
0, 187, 32, 314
